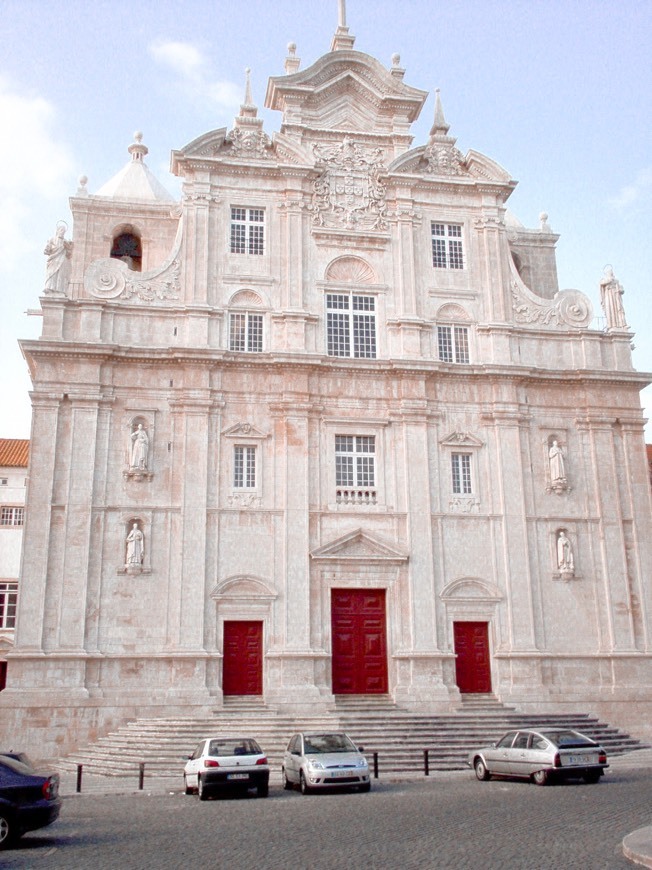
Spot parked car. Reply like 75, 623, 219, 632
282, 732, 371, 794
183, 737, 269, 799
0, 755, 62, 849
468, 728, 608, 785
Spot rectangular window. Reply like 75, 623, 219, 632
230, 207, 265, 255
234, 446, 256, 488
451, 453, 472, 494
432, 223, 464, 269
0, 479, 7, 486
0, 582, 17, 629
437, 325, 470, 363
326, 293, 376, 359
335, 435, 375, 487
0, 507, 24, 527
229, 312, 263, 352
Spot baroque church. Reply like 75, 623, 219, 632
3, 8, 652, 756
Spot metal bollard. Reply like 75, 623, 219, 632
138, 762, 145, 790
424, 749, 430, 776
76, 764, 83, 793
373, 751, 379, 779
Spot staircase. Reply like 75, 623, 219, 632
56, 698, 649, 778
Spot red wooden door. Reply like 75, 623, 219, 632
222, 621, 263, 696
331, 589, 388, 694
453, 621, 492, 693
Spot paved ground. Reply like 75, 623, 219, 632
1, 748, 650, 868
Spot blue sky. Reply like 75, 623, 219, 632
1, 0, 651, 438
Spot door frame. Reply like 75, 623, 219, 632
331, 587, 389, 695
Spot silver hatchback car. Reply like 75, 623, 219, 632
469, 728, 608, 785
282, 732, 371, 794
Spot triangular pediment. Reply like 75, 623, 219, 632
440, 432, 484, 448
222, 423, 268, 439
311, 528, 408, 562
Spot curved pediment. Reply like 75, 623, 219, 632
441, 577, 502, 601
266, 50, 427, 134
311, 528, 408, 563
211, 575, 276, 600
391, 145, 514, 187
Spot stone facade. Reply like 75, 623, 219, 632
0, 440, 28, 683
3, 16, 652, 757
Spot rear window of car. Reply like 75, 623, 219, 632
0, 756, 34, 778
207, 739, 262, 757
541, 731, 594, 748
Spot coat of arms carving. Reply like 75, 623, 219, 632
311, 138, 387, 231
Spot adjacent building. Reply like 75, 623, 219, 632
3, 13, 652, 757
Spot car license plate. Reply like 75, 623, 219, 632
227, 773, 249, 780
566, 754, 593, 765
330, 769, 354, 778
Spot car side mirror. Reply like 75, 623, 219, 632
358, 746, 364, 752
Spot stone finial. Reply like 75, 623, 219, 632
539, 212, 552, 232
391, 53, 401, 67
284, 42, 301, 74
244, 67, 254, 107
331, 0, 355, 50
390, 53, 405, 79
77, 175, 88, 196
128, 131, 148, 163
429, 89, 450, 137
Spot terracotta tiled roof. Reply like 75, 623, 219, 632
0, 439, 29, 467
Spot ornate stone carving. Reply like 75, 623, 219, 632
449, 495, 480, 513
44, 221, 72, 296
311, 137, 387, 231
325, 256, 376, 284
510, 257, 592, 329
225, 127, 272, 159
85, 257, 180, 302
422, 141, 466, 176
228, 492, 262, 508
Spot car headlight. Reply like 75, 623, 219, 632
307, 758, 324, 770
356, 757, 367, 768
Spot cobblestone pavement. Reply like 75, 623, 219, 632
2, 751, 652, 869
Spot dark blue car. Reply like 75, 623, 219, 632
0, 755, 61, 849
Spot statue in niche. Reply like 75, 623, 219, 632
599, 266, 627, 330
43, 222, 72, 294
126, 522, 144, 567
557, 530, 574, 575
548, 440, 566, 483
130, 423, 149, 470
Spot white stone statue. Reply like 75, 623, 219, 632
548, 440, 566, 482
126, 522, 144, 566
599, 267, 627, 330
44, 222, 72, 295
130, 423, 149, 470
557, 530, 574, 574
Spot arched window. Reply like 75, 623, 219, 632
110, 227, 142, 271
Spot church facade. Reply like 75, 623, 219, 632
4, 15, 652, 756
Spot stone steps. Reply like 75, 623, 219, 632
55, 703, 649, 777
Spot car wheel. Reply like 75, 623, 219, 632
474, 758, 491, 781
184, 774, 194, 795
583, 770, 601, 784
532, 769, 548, 786
0, 813, 14, 850
299, 771, 311, 795
282, 769, 293, 791
359, 782, 371, 793
198, 776, 210, 800
257, 782, 269, 798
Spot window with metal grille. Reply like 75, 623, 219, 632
0, 581, 17, 629
229, 312, 263, 352
437, 325, 470, 363
451, 453, 472, 494
234, 446, 256, 488
230, 207, 265, 255
432, 223, 464, 269
0, 507, 24, 526
326, 293, 376, 358
335, 435, 375, 487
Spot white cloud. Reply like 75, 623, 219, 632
0, 76, 73, 269
148, 39, 242, 113
610, 167, 652, 211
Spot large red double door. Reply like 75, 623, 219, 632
453, 621, 492, 693
331, 589, 388, 694
222, 621, 263, 696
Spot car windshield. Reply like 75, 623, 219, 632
540, 730, 594, 749
303, 734, 356, 754
207, 739, 262, 757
